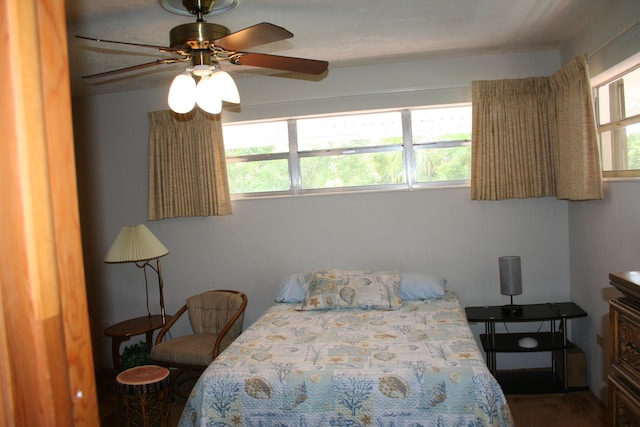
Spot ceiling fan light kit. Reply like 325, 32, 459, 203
192, 64, 214, 76
168, 71, 197, 114
77, 0, 328, 114
209, 69, 239, 103
195, 76, 222, 114
168, 64, 239, 114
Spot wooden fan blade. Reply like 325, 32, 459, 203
76, 35, 178, 53
215, 22, 293, 51
81, 59, 184, 79
232, 52, 328, 75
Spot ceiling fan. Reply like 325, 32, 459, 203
76, 0, 329, 80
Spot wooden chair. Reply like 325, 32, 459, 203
151, 289, 247, 396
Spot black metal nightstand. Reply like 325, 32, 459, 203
465, 302, 587, 393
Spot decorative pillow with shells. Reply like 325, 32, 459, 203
298, 269, 402, 311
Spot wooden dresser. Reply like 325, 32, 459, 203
609, 272, 640, 426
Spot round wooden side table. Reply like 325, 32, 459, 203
116, 365, 170, 427
104, 314, 171, 371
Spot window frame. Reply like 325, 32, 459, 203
594, 62, 640, 179
223, 104, 472, 198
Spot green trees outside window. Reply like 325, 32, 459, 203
223, 105, 473, 197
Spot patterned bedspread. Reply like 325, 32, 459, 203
179, 290, 514, 426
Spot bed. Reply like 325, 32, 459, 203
179, 270, 514, 426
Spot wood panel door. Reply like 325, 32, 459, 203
0, 0, 99, 425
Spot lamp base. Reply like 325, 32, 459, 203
501, 304, 523, 314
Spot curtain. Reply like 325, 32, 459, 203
148, 109, 232, 220
471, 55, 603, 201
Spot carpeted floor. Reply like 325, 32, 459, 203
506, 391, 608, 427
97, 368, 608, 426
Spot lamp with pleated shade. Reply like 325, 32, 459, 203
105, 225, 169, 323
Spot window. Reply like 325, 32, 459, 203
297, 112, 404, 190
411, 106, 472, 183
223, 121, 290, 194
595, 65, 640, 177
223, 105, 472, 197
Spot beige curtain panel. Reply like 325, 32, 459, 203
471, 55, 603, 201
148, 109, 232, 220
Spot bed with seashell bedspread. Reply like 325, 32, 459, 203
178, 270, 513, 427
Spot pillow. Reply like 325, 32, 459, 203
274, 273, 306, 303
275, 271, 448, 303
400, 272, 447, 300
298, 269, 402, 311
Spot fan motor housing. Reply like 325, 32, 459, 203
170, 22, 230, 50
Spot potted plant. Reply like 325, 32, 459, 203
119, 342, 152, 372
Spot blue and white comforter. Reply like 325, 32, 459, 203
179, 290, 513, 426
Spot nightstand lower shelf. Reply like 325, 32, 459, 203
479, 332, 571, 352
495, 369, 587, 394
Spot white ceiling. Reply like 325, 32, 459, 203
65, 0, 611, 98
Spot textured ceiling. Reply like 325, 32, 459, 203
65, 0, 610, 98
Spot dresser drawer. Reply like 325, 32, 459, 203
611, 298, 640, 389
609, 374, 640, 426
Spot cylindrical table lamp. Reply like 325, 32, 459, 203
499, 256, 523, 313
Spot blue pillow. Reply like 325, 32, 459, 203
274, 273, 306, 303
399, 272, 447, 300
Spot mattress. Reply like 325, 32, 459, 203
179, 290, 514, 426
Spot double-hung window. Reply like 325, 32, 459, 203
223, 104, 472, 197
595, 65, 640, 177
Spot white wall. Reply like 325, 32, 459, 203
568, 182, 640, 401
560, 0, 640, 402
71, 1, 640, 404
222, 50, 560, 123
73, 50, 571, 371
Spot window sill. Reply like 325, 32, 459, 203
603, 171, 640, 179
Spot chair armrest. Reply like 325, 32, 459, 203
212, 292, 248, 358
154, 304, 188, 345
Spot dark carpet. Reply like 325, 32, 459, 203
506, 391, 608, 427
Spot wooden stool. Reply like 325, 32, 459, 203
116, 365, 170, 427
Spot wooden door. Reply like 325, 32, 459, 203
0, 0, 99, 425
